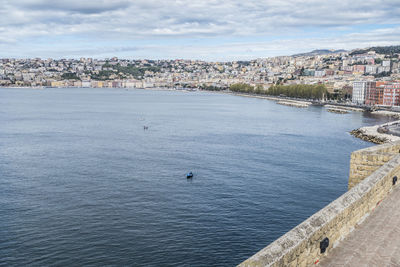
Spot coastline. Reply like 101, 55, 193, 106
4, 86, 400, 144
371, 110, 400, 118
225, 92, 313, 106
227, 91, 400, 144
350, 120, 400, 144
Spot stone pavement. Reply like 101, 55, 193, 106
320, 186, 400, 267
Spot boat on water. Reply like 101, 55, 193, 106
186, 172, 193, 178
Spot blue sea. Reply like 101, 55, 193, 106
0, 88, 391, 266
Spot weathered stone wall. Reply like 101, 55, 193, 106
348, 142, 400, 189
239, 141, 400, 267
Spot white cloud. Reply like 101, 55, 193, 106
0, 0, 399, 59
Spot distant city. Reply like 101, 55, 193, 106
1, 45, 400, 106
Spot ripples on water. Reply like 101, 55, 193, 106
0, 88, 392, 266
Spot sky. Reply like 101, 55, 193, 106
1, 0, 400, 61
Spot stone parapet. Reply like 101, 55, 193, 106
239, 141, 400, 267
348, 141, 400, 189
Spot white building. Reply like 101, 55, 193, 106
81, 80, 91, 88
314, 70, 325, 77
352, 81, 367, 105
365, 65, 377, 74
382, 60, 391, 67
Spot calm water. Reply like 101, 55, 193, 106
0, 88, 392, 266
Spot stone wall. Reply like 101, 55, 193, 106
348, 142, 400, 189
239, 141, 400, 267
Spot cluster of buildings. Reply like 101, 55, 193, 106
1, 47, 399, 102
352, 81, 400, 106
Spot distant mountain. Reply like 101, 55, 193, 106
292, 49, 347, 57
349, 45, 400, 56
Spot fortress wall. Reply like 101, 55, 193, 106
239, 141, 400, 267
348, 142, 400, 189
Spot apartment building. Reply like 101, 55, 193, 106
383, 82, 400, 106
353, 81, 375, 105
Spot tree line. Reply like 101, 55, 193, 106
268, 84, 327, 99
224, 83, 327, 100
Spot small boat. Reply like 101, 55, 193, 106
186, 172, 193, 178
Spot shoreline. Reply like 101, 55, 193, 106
227, 91, 400, 144
350, 120, 400, 144
4, 86, 400, 144
371, 110, 400, 118
226, 92, 313, 106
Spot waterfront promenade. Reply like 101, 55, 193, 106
320, 185, 400, 266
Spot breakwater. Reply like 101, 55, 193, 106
276, 100, 310, 108
230, 93, 312, 107
326, 107, 349, 114
239, 141, 400, 266
324, 105, 364, 112
350, 129, 387, 144
350, 120, 400, 144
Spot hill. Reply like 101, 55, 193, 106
292, 49, 347, 57
349, 45, 400, 56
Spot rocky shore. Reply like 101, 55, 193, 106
230, 92, 312, 108
276, 100, 310, 108
327, 107, 349, 114
371, 110, 400, 118
325, 104, 364, 112
350, 129, 388, 144
350, 120, 400, 144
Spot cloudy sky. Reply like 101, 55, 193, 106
1, 0, 400, 60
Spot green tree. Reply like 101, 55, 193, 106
61, 72, 80, 80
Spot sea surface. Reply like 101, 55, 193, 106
0, 88, 392, 266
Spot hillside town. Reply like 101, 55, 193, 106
1, 46, 400, 106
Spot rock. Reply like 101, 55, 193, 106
350, 129, 387, 144
327, 108, 349, 114
377, 127, 389, 134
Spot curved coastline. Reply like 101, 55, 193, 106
350, 120, 400, 144
224, 91, 400, 145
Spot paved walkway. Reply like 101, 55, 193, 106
320, 186, 400, 267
